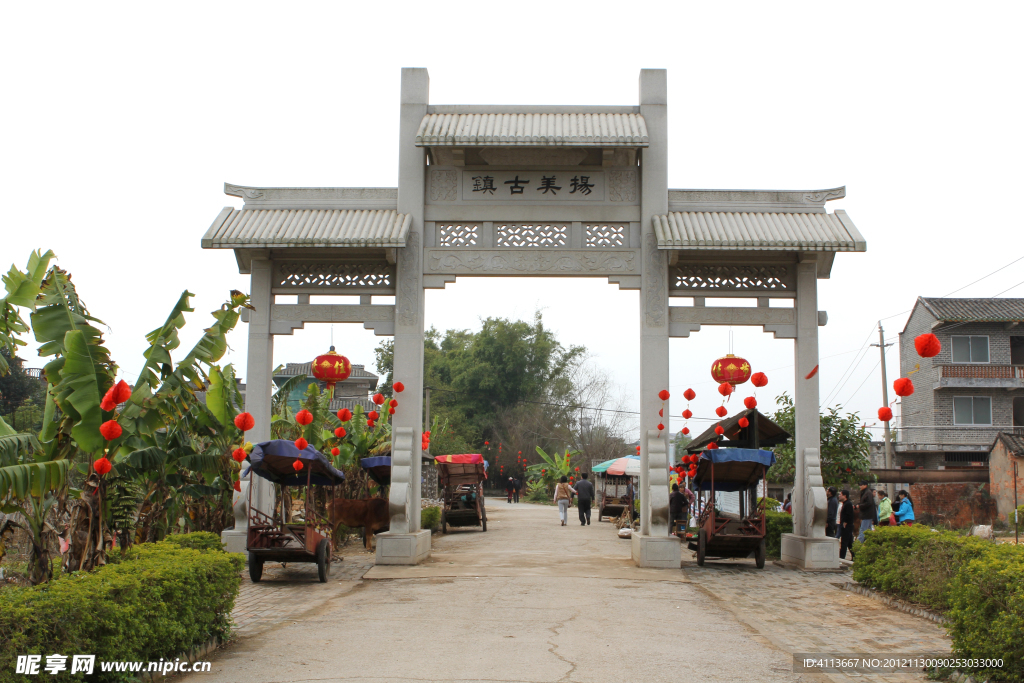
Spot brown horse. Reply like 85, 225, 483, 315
329, 498, 389, 550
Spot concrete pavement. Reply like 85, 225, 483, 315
185, 499, 949, 683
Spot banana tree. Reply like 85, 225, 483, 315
526, 446, 581, 493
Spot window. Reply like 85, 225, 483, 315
951, 335, 989, 363
952, 396, 992, 425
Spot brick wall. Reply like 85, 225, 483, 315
989, 441, 1024, 522
908, 482, 996, 528
899, 304, 937, 445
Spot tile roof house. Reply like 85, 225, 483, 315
896, 297, 1024, 470
273, 361, 379, 413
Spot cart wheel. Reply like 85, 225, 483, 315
316, 539, 331, 583
441, 510, 447, 534
754, 538, 766, 569
481, 513, 487, 532
697, 529, 706, 567
248, 552, 263, 583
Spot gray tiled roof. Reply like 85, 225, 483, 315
202, 208, 411, 249
919, 297, 1024, 322
416, 112, 649, 147
276, 362, 378, 380
653, 210, 865, 252
995, 432, 1024, 456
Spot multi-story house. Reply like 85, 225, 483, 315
273, 361, 380, 414
897, 297, 1024, 469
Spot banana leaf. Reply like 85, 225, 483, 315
0, 459, 69, 500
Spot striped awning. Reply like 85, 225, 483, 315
652, 210, 866, 252
202, 208, 412, 249
415, 113, 648, 147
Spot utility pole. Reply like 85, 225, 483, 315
871, 322, 896, 500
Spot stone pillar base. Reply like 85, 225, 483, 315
374, 530, 431, 565
221, 528, 247, 555
780, 533, 840, 570
631, 533, 681, 568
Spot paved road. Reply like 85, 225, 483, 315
186, 499, 949, 683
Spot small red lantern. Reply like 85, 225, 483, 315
657, 423, 665, 430
682, 409, 692, 419
337, 408, 352, 422
388, 407, 396, 415
707, 442, 719, 450
311, 346, 352, 394
295, 409, 313, 426
738, 417, 750, 429
100, 420, 122, 441
294, 437, 308, 450
331, 447, 340, 456
368, 410, 379, 422
717, 382, 734, 397
683, 388, 696, 401
914, 333, 941, 358
393, 381, 405, 393
893, 378, 914, 397
233, 479, 241, 492
658, 389, 670, 401
682, 427, 689, 435
751, 372, 767, 388
744, 396, 757, 410
878, 407, 893, 422
93, 457, 112, 476
715, 406, 727, 418
292, 459, 304, 471
389, 399, 398, 408
714, 425, 725, 436
372, 393, 385, 406
711, 354, 751, 386
234, 412, 255, 431
232, 447, 247, 462
334, 427, 347, 438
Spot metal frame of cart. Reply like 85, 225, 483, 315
435, 453, 487, 533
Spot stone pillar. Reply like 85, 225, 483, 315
222, 256, 275, 553
632, 68, 680, 568
780, 257, 839, 568
376, 67, 430, 565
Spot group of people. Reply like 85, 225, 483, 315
553, 474, 596, 526
826, 482, 916, 559
505, 477, 522, 504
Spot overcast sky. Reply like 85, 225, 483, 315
3, 2, 1022, 442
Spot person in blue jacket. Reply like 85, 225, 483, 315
893, 490, 915, 525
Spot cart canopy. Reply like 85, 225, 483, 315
359, 455, 392, 486
692, 448, 775, 492
434, 453, 484, 464
245, 440, 346, 486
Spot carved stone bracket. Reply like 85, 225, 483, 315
388, 428, 415, 534
802, 447, 829, 538
645, 429, 670, 536
425, 249, 637, 275
269, 303, 396, 336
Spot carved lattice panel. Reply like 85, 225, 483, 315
438, 224, 479, 247
276, 262, 394, 289
671, 264, 791, 291
495, 224, 568, 247
585, 224, 626, 247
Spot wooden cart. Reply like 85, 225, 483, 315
435, 453, 487, 533
596, 473, 633, 522
245, 439, 346, 583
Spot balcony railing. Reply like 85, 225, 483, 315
939, 364, 1024, 379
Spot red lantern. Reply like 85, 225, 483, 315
232, 448, 247, 462
914, 333, 941, 358
331, 447, 340, 456
682, 409, 692, 419
714, 425, 725, 436
234, 412, 255, 431
715, 406, 727, 418
743, 396, 757, 410
101, 380, 132, 411
367, 419, 376, 428
485, 441, 490, 446
681, 427, 689, 435
657, 423, 665, 430
388, 407, 396, 415
335, 427, 347, 438
658, 389, 670, 401
389, 399, 398, 408
738, 417, 750, 429
337, 408, 352, 422
717, 382, 734, 397
294, 437, 308, 450
368, 410, 379, 422
233, 480, 241, 492
688, 466, 697, 477
893, 378, 914, 397
99, 420, 122, 441
311, 347, 352, 393
393, 381, 405, 393
659, 408, 663, 417
878, 407, 893, 422
372, 393, 385, 405
292, 459, 304, 471
805, 365, 819, 380
707, 442, 719, 450
93, 457, 112, 476
711, 354, 751, 386
750, 372, 768, 388
683, 388, 696, 401
295, 409, 313, 426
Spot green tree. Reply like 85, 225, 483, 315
0, 349, 42, 423
767, 392, 872, 489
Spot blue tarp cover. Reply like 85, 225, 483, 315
360, 456, 392, 469
692, 448, 774, 492
245, 439, 346, 486
702, 448, 775, 467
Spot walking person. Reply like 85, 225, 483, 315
856, 481, 876, 542
893, 490, 915, 526
825, 486, 839, 539
512, 477, 521, 504
575, 473, 595, 525
838, 489, 855, 560
506, 477, 515, 504
876, 489, 893, 527
554, 476, 575, 526
782, 493, 792, 514
669, 483, 688, 533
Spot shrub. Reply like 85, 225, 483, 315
421, 506, 441, 531
157, 531, 225, 551
946, 544, 1024, 682
851, 526, 991, 611
764, 511, 793, 559
0, 534, 243, 681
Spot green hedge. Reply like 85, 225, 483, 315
764, 511, 793, 559
0, 533, 243, 682
853, 526, 1024, 682
851, 526, 991, 611
156, 531, 225, 551
421, 506, 441, 531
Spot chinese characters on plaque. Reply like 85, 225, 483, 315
462, 171, 605, 201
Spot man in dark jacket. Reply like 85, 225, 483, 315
839, 489, 855, 560
574, 472, 595, 525
825, 486, 839, 539
856, 481, 875, 542
512, 478, 521, 504
669, 483, 688, 533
